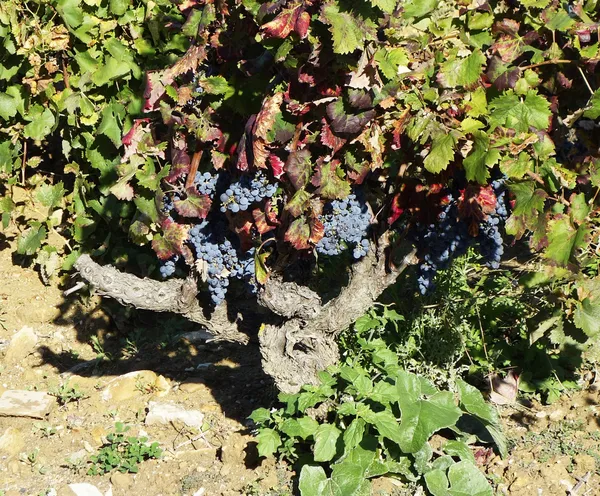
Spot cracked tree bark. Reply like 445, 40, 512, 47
74, 236, 416, 392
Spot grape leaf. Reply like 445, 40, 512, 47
23, 106, 55, 141
35, 183, 65, 210
574, 298, 600, 337
425, 461, 492, 496
0, 92, 18, 120
285, 149, 312, 190
321, 4, 368, 55
370, 0, 396, 13
402, 0, 438, 18
463, 132, 500, 184
374, 47, 409, 80
17, 225, 47, 256
285, 216, 311, 249
424, 134, 457, 173
583, 88, 600, 119
438, 50, 486, 88
326, 99, 376, 135
489, 91, 551, 132
544, 216, 589, 266
174, 188, 211, 218
299, 466, 328, 496
312, 161, 351, 199
152, 219, 188, 260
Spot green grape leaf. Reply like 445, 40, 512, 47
35, 183, 65, 210
17, 224, 47, 256
402, 0, 439, 18
312, 161, 351, 200
370, 0, 397, 13
489, 91, 551, 132
313, 423, 341, 462
574, 298, 600, 337
343, 418, 366, 449
463, 131, 500, 184
439, 50, 486, 88
583, 89, 600, 119
374, 47, 408, 80
424, 134, 457, 174
321, 4, 368, 55
23, 107, 55, 141
98, 103, 124, 147
396, 370, 462, 453
0, 92, 18, 120
544, 216, 589, 266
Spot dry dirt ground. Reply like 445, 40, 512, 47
0, 244, 600, 496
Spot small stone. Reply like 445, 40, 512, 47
90, 426, 106, 445
178, 331, 212, 343
145, 401, 204, 429
154, 375, 171, 397
110, 472, 133, 489
4, 326, 37, 365
0, 427, 25, 455
179, 380, 209, 394
0, 390, 55, 419
548, 408, 566, 422
101, 370, 158, 402
67, 483, 112, 496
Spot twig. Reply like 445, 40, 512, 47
475, 305, 489, 362
577, 66, 595, 96
568, 471, 591, 496
63, 281, 86, 296
21, 140, 27, 186
185, 149, 203, 190
519, 59, 573, 71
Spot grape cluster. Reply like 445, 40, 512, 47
414, 198, 470, 294
316, 194, 371, 259
188, 221, 256, 305
194, 172, 218, 196
413, 180, 510, 295
161, 195, 175, 214
219, 172, 278, 213
159, 256, 179, 278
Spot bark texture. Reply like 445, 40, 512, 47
74, 238, 416, 392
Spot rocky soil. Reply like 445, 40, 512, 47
0, 245, 599, 496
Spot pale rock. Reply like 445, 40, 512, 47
110, 472, 133, 489
179, 379, 209, 394
101, 370, 158, 402
4, 326, 37, 364
67, 483, 113, 496
145, 401, 204, 429
0, 427, 24, 455
0, 389, 55, 418
548, 408, 566, 422
154, 375, 171, 397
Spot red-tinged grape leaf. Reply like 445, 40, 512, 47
458, 184, 496, 223
110, 160, 140, 201
152, 219, 188, 260
265, 200, 279, 224
544, 216, 589, 266
285, 217, 311, 250
312, 160, 351, 200
253, 93, 283, 169
261, 3, 302, 39
348, 49, 383, 90
345, 151, 369, 184
308, 215, 324, 245
236, 133, 250, 171
211, 150, 228, 170
254, 93, 284, 141
167, 135, 191, 183
269, 154, 285, 178
285, 148, 312, 190
129, 218, 151, 245
121, 119, 152, 162
326, 99, 376, 135
229, 211, 254, 251
492, 18, 520, 36
294, 10, 310, 38
253, 207, 277, 234
486, 57, 520, 91
144, 45, 206, 111
255, 250, 270, 285
388, 192, 404, 225
320, 118, 347, 154
286, 188, 311, 217
347, 89, 373, 110
174, 188, 212, 218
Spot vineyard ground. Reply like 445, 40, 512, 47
0, 242, 600, 496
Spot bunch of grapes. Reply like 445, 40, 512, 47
219, 172, 278, 213
413, 179, 511, 295
159, 256, 179, 278
194, 172, 218, 196
188, 221, 256, 305
316, 194, 371, 259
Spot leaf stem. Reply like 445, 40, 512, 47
519, 59, 573, 71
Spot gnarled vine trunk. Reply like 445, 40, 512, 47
74, 236, 416, 392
